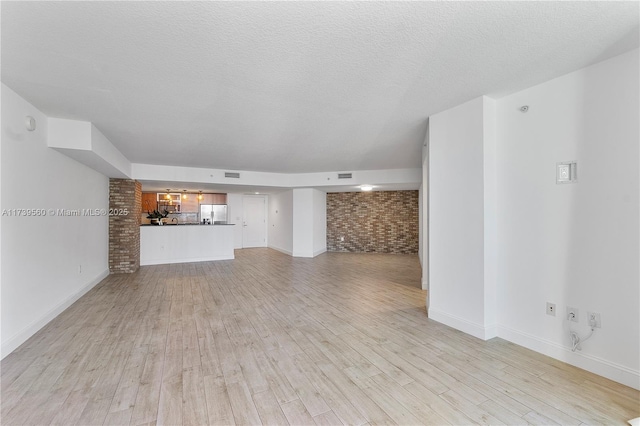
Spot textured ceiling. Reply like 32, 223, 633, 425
2, 2, 638, 173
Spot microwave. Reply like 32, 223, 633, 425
158, 202, 180, 213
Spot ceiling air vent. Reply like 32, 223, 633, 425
337, 173, 353, 179
224, 172, 241, 179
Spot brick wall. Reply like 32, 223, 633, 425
326, 190, 419, 254
109, 179, 142, 273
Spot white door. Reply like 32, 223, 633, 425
242, 196, 267, 247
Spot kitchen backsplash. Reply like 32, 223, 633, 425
326, 190, 419, 254
140, 212, 199, 225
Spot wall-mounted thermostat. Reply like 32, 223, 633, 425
557, 161, 577, 184
25, 116, 36, 131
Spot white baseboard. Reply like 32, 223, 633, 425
429, 306, 639, 390
268, 245, 293, 256
292, 248, 327, 258
429, 308, 497, 340
497, 324, 640, 391
313, 247, 327, 257
1, 268, 109, 359
141, 254, 234, 266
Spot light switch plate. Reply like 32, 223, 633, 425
557, 161, 577, 184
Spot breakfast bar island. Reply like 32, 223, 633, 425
140, 224, 235, 266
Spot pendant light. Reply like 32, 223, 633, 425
198, 191, 203, 201
183, 190, 188, 199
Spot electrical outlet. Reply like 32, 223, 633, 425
587, 311, 601, 328
567, 306, 579, 322
546, 302, 556, 316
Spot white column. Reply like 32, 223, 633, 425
427, 95, 497, 340
421, 122, 430, 292
292, 188, 327, 258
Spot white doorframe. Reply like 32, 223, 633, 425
242, 195, 268, 248
423, 122, 430, 308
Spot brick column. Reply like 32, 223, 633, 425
109, 179, 142, 273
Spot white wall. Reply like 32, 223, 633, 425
132, 163, 421, 192
427, 49, 639, 389
226, 193, 244, 249
292, 188, 327, 257
428, 96, 497, 339
312, 189, 327, 256
1, 84, 110, 358
48, 118, 131, 178
496, 49, 639, 389
268, 190, 294, 255
292, 189, 314, 257
482, 97, 498, 332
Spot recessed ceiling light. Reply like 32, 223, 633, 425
254, 192, 259, 195
360, 185, 373, 191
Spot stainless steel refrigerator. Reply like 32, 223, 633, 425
200, 204, 228, 224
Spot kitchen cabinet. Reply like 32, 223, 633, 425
142, 193, 157, 213
181, 194, 199, 212
158, 193, 181, 203
201, 193, 227, 204
200, 194, 227, 204
157, 192, 181, 212
212, 193, 227, 204
143, 192, 227, 214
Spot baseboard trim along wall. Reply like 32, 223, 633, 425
430, 311, 639, 389
269, 246, 325, 258
268, 245, 293, 256
1, 269, 110, 359
313, 248, 327, 257
497, 325, 640, 391
140, 254, 235, 266
429, 308, 497, 340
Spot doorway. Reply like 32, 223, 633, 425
242, 195, 267, 248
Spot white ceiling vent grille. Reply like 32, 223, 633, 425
225, 172, 241, 178
338, 173, 353, 179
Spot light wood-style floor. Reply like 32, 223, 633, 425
2, 249, 638, 425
